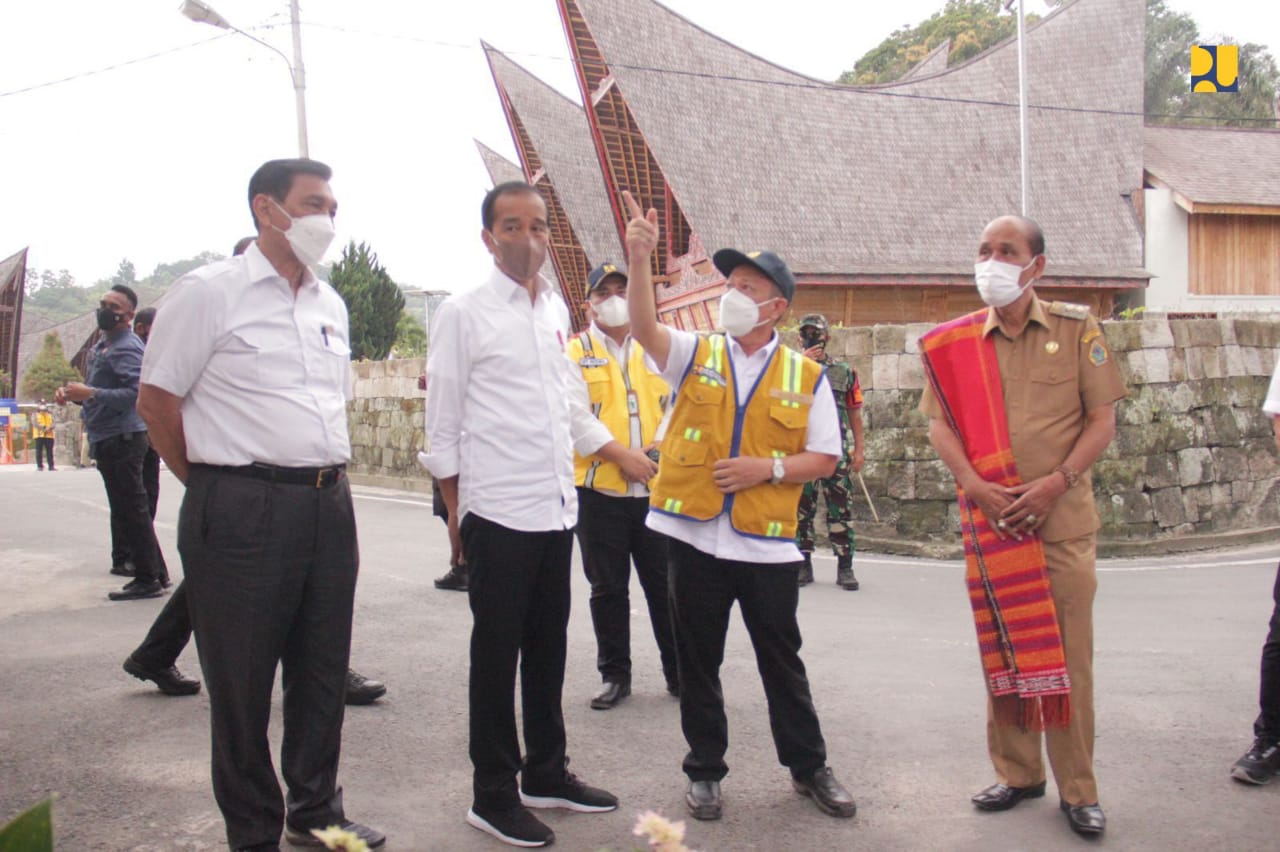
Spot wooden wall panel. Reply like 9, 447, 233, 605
1189, 214, 1280, 296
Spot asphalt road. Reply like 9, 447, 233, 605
1, 464, 1278, 851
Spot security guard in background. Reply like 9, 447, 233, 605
795, 314, 864, 589
568, 262, 678, 709
32, 402, 56, 471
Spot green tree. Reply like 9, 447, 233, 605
329, 241, 404, 361
838, 0, 1279, 128
391, 309, 427, 358
837, 0, 1035, 85
20, 332, 81, 401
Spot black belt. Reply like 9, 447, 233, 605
195, 462, 346, 489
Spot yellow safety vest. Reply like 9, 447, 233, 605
32, 411, 54, 440
650, 334, 822, 540
567, 330, 669, 495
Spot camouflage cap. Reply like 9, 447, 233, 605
798, 314, 829, 335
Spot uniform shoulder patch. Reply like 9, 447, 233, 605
1048, 301, 1090, 320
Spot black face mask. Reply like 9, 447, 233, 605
800, 331, 825, 350
96, 307, 123, 331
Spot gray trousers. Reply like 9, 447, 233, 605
179, 466, 358, 850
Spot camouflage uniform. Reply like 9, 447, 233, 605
795, 315, 863, 589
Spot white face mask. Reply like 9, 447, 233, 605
718, 288, 776, 338
593, 294, 629, 328
271, 199, 336, 267
974, 256, 1038, 308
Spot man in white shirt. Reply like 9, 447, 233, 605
137, 159, 384, 852
622, 191, 857, 823
568, 263, 677, 710
423, 182, 625, 848
1230, 361, 1280, 785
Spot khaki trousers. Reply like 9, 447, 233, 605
985, 532, 1098, 806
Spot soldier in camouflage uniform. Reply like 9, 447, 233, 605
795, 314, 865, 590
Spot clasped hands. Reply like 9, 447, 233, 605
966, 472, 1067, 541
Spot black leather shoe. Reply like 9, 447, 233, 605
108, 579, 164, 601
836, 555, 859, 590
344, 669, 387, 705
123, 654, 201, 695
1061, 800, 1106, 837
433, 567, 468, 591
685, 780, 722, 821
971, 781, 1047, 811
109, 561, 136, 577
793, 766, 857, 818
284, 819, 385, 848
590, 680, 631, 710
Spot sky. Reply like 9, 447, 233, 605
2, 0, 1277, 307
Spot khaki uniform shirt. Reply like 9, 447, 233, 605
919, 295, 1128, 542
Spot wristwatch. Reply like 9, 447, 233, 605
771, 456, 786, 484
1054, 464, 1080, 489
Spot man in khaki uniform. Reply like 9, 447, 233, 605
919, 215, 1126, 838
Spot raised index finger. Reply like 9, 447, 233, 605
621, 190, 643, 220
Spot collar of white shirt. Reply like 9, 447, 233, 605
245, 241, 319, 291
588, 322, 632, 361
490, 266, 553, 304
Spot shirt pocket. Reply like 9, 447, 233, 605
229, 330, 306, 389
1028, 364, 1079, 417
769, 402, 810, 431
582, 368, 609, 406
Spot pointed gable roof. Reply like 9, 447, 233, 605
569, 0, 1145, 280
484, 46, 623, 271
473, 140, 563, 291
1144, 125, 1280, 211
899, 39, 951, 82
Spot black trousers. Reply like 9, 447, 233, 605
462, 513, 573, 810
667, 537, 828, 782
111, 444, 160, 566
34, 437, 54, 470
133, 579, 193, 669
1255, 562, 1280, 741
94, 432, 165, 585
575, 487, 676, 686
179, 466, 357, 850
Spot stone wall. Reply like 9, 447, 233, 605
347, 318, 1280, 553
346, 357, 430, 492
816, 317, 1280, 556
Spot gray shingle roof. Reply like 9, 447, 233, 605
572, 0, 1145, 279
473, 139, 562, 289
1144, 125, 1280, 208
483, 46, 624, 271
899, 39, 951, 82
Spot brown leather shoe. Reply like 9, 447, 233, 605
970, 780, 1047, 811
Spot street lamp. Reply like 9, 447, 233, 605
179, 0, 310, 158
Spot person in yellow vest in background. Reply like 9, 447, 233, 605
568, 262, 678, 710
621, 191, 857, 823
32, 402, 56, 471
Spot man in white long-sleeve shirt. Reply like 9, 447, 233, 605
422, 181, 639, 849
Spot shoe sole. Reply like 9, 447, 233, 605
518, 791, 616, 813
1058, 801, 1105, 837
465, 809, 553, 847
1230, 765, 1278, 785
108, 590, 165, 601
122, 658, 201, 696
792, 781, 857, 818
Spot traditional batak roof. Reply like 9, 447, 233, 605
899, 39, 951, 82
473, 139, 564, 290
483, 44, 625, 323
564, 0, 1146, 282
1144, 125, 1280, 213
0, 248, 26, 389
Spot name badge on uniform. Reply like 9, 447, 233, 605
692, 365, 726, 386
626, 390, 640, 415
579, 356, 609, 368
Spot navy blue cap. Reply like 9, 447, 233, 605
586, 262, 627, 292
712, 249, 796, 302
